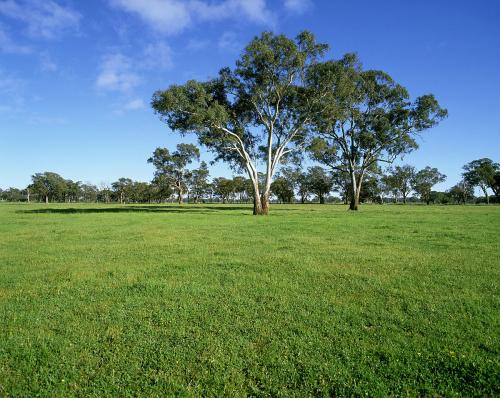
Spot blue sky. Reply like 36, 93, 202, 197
1, 0, 499, 191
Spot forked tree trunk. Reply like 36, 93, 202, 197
349, 170, 363, 211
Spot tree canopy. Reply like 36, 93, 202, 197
152, 31, 329, 215
306, 53, 447, 210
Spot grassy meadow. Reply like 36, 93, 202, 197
0, 203, 499, 396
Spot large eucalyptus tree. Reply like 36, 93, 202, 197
151, 31, 328, 215
307, 54, 447, 210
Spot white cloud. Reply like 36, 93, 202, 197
110, 0, 274, 35
0, 25, 32, 53
283, 0, 312, 15
96, 53, 141, 92
123, 98, 145, 110
110, 0, 191, 35
142, 42, 173, 69
112, 97, 146, 114
0, 0, 81, 39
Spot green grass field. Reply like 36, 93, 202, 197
0, 203, 499, 396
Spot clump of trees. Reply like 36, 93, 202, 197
151, 31, 446, 214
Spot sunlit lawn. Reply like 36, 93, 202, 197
0, 203, 498, 396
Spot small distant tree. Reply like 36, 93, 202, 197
448, 180, 474, 204
98, 182, 113, 203
112, 178, 133, 204
148, 144, 200, 204
81, 183, 98, 202
381, 172, 400, 203
271, 177, 294, 203
279, 167, 310, 204
189, 161, 210, 203
307, 166, 333, 204
213, 177, 234, 204
462, 158, 499, 204
412, 167, 446, 204
65, 180, 82, 202
385, 165, 416, 203
31, 172, 67, 203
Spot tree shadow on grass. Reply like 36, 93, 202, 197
16, 205, 295, 215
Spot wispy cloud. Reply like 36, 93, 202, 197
27, 114, 67, 125
110, 0, 274, 35
187, 38, 209, 51
283, 0, 313, 15
123, 98, 145, 111
0, 69, 26, 96
96, 53, 141, 92
0, 25, 32, 54
218, 31, 240, 52
142, 42, 173, 69
40, 52, 57, 72
0, 0, 81, 39
0, 68, 27, 115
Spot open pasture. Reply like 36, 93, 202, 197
0, 203, 499, 396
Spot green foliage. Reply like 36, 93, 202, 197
0, 204, 498, 395
306, 53, 447, 209
448, 181, 474, 204
148, 144, 200, 203
188, 161, 210, 203
412, 167, 447, 204
306, 166, 333, 204
151, 31, 330, 213
270, 177, 294, 203
30, 172, 67, 202
463, 158, 500, 203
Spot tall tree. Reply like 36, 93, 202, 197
411, 167, 446, 205
307, 166, 333, 204
307, 53, 447, 210
148, 144, 200, 204
462, 158, 499, 204
151, 31, 328, 215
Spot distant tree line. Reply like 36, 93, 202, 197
1, 157, 498, 205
